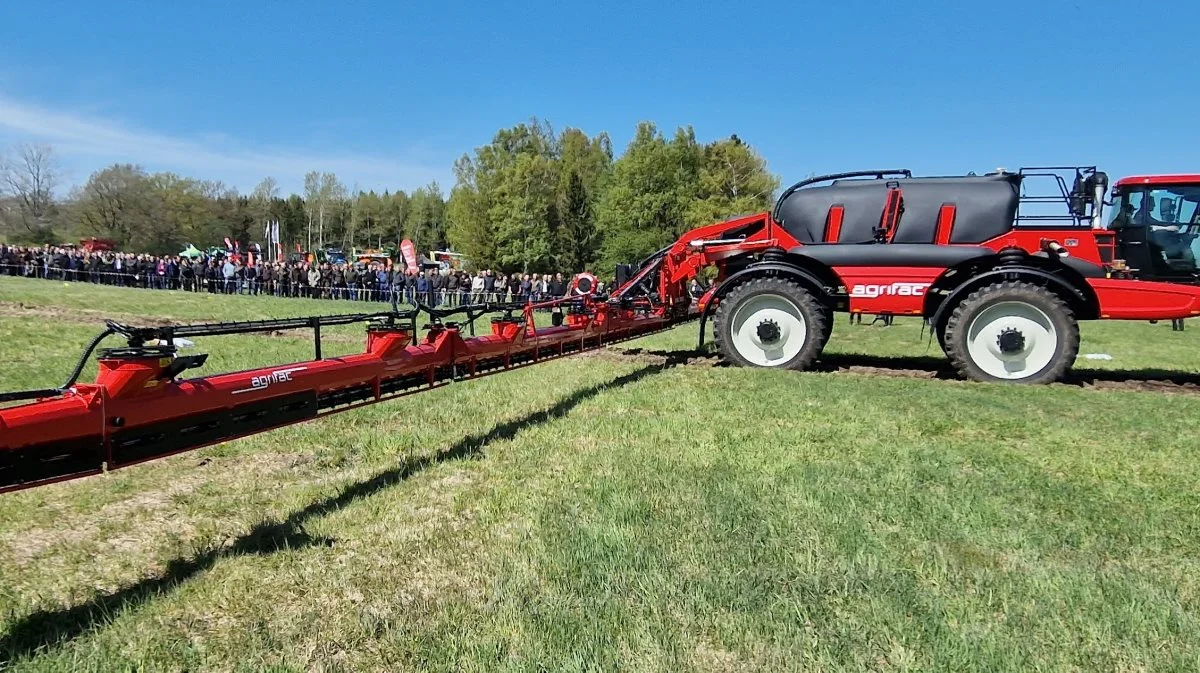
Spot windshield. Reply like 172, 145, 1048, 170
1110, 184, 1200, 227
1110, 184, 1200, 275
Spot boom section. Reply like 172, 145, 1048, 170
0, 296, 689, 494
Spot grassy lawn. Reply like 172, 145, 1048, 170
1, 276, 1200, 671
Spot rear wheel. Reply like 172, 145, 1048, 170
714, 277, 827, 371
942, 281, 1078, 384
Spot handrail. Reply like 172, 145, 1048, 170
773, 169, 913, 221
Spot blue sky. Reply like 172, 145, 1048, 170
0, 0, 1194, 197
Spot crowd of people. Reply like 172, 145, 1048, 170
0, 244, 612, 306
1, 243, 934, 329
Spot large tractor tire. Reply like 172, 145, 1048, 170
942, 281, 1079, 384
713, 277, 827, 371
819, 307, 835, 349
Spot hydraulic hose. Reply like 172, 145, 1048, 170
0, 327, 116, 403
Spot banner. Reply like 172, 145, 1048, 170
400, 239, 419, 274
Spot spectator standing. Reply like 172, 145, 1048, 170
471, 272, 485, 303
374, 263, 388, 303
519, 274, 533, 303
507, 274, 521, 303
404, 270, 417, 305
459, 272, 471, 305
346, 264, 360, 301
261, 263, 274, 296
222, 258, 236, 294
431, 270, 445, 306
306, 264, 320, 298
416, 272, 429, 305
445, 271, 460, 306
549, 273, 566, 298
332, 263, 346, 300
290, 263, 303, 297
245, 263, 258, 295
482, 270, 495, 302
181, 258, 195, 291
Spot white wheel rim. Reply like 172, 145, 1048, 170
729, 294, 807, 366
965, 301, 1059, 380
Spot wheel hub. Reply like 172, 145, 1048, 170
996, 327, 1026, 354
963, 299, 1061, 380
728, 292, 808, 367
756, 318, 781, 344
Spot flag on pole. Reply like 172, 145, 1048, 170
264, 219, 280, 261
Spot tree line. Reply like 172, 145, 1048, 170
0, 117, 778, 275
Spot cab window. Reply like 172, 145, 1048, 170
1110, 186, 1200, 228
1108, 190, 1144, 228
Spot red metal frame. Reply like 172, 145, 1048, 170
934, 204, 956, 245
824, 205, 844, 243
880, 187, 904, 243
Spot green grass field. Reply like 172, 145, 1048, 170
2, 276, 1200, 672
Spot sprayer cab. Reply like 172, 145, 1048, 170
1107, 175, 1200, 281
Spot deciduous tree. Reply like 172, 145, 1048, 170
0, 143, 60, 238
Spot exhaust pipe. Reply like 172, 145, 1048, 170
1091, 171, 1109, 229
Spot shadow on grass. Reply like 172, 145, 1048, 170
0, 362, 672, 664
614, 347, 1200, 390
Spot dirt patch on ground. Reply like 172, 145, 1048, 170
2, 527, 94, 565
1077, 378, 1200, 395
585, 347, 723, 368
0, 301, 365, 345
0, 300, 175, 327
263, 329, 363, 344
579, 349, 668, 366
595, 347, 1200, 395
1, 450, 319, 565
827, 364, 941, 379
692, 640, 742, 672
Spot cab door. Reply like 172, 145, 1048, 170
1115, 220, 1158, 276
1113, 189, 1176, 279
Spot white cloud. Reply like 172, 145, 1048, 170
0, 96, 452, 194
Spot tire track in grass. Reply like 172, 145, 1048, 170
605, 348, 1200, 396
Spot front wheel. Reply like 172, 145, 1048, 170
942, 281, 1079, 384
713, 277, 827, 371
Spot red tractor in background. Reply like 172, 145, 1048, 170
611, 166, 1200, 384
79, 237, 116, 253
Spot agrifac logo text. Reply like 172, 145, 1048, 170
850, 282, 930, 298
232, 366, 308, 395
